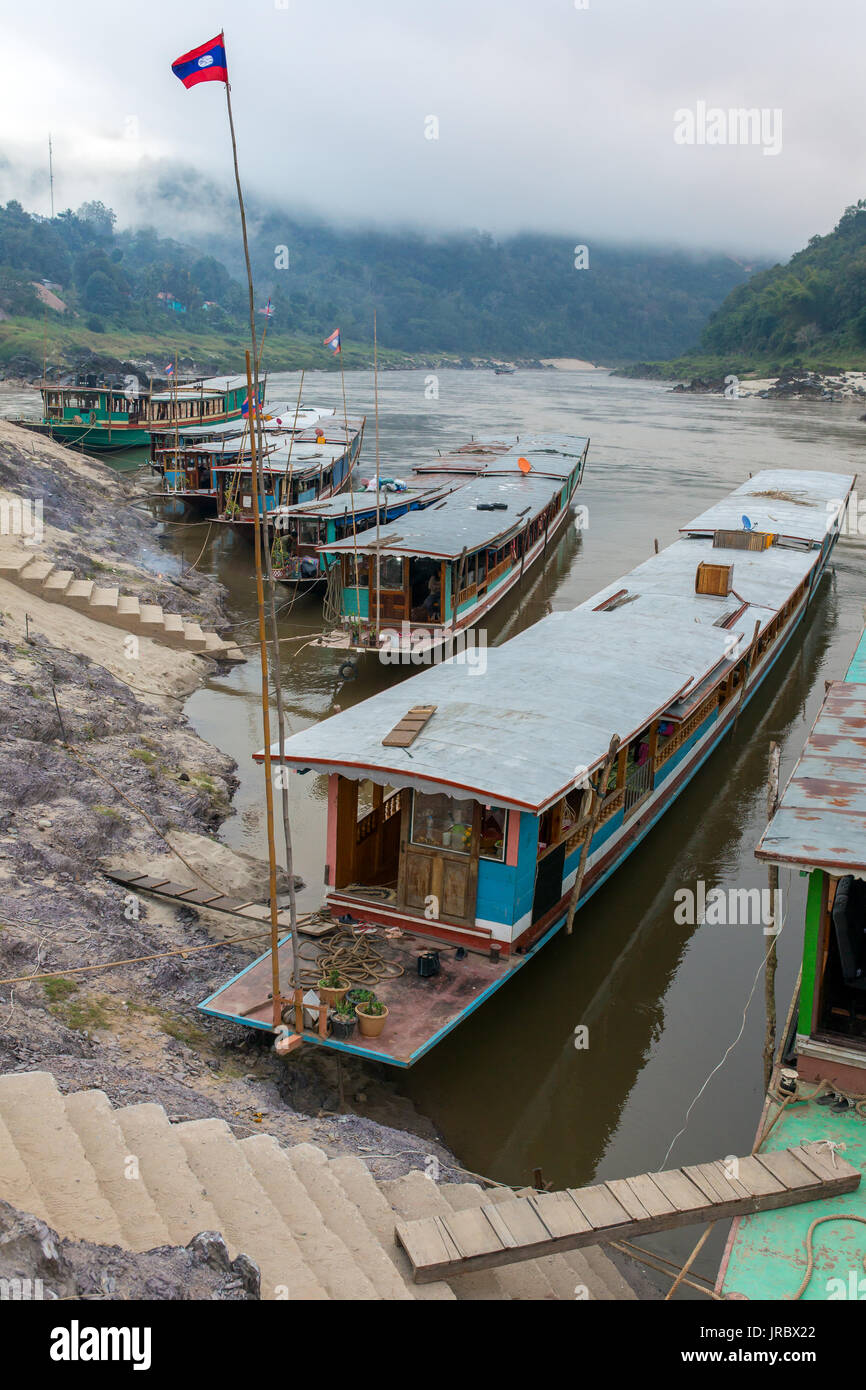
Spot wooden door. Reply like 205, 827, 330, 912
397, 799, 480, 927
373, 556, 408, 622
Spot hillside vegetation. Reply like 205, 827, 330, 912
0, 195, 751, 372
621, 200, 866, 380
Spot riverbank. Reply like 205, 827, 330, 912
0, 422, 460, 1192
617, 358, 866, 404
0, 323, 554, 387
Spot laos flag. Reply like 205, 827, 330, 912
171, 33, 228, 89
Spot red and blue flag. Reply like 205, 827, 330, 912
171, 33, 228, 89
241, 395, 261, 418
324, 328, 341, 354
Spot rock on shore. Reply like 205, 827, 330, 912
0, 423, 463, 1296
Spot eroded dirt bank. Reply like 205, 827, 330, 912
0, 421, 456, 1194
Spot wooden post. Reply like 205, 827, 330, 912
733, 619, 762, 734
763, 741, 781, 1091
565, 733, 620, 935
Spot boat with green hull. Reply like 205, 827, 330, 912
12, 372, 256, 455
717, 622, 866, 1301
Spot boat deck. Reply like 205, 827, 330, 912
718, 1092, 866, 1299
199, 925, 538, 1066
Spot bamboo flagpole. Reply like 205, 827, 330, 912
244, 350, 283, 1028
171, 32, 301, 1030
330, 329, 362, 633
373, 311, 382, 641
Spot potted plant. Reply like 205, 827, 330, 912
329, 996, 357, 1040
317, 966, 350, 1008
355, 994, 389, 1038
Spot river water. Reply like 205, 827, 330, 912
6, 367, 866, 1283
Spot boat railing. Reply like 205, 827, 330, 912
356, 790, 403, 845
623, 758, 654, 816
656, 689, 720, 765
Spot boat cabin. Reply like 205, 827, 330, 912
756, 668, 866, 1094
270, 481, 458, 583
143, 374, 257, 428
319, 466, 584, 653
213, 417, 366, 526
265, 469, 855, 955
41, 379, 144, 428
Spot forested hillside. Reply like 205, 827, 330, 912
0, 194, 752, 368
622, 200, 866, 379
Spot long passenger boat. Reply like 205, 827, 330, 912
14, 372, 258, 454
313, 434, 589, 660
270, 480, 464, 587
213, 416, 366, 537
717, 621, 866, 1300
199, 468, 854, 1067
151, 406, 337, 511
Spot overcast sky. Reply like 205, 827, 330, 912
1, 0, 864, 257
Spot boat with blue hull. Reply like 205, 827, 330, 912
314, 434, 589, 661
200, 468, 854, 1067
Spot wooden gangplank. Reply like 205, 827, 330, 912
102, 869, 335, 936
395, 1144, 861, 1283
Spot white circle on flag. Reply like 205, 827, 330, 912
198, 55, 214, 68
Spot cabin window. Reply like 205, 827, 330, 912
378, 556, 404, 590
297, 519, 320, 546
479, 805, 508, 861
345, 554, 369, 587
410, 791, 474, 854
537, 791, 583, 856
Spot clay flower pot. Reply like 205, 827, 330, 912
355, 1002, 389, 1038
318, 975, 350, 1008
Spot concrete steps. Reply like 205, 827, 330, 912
0, 1072, 637, 1301
0, 543, 244, 662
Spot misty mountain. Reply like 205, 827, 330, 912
0, 178, 755, 364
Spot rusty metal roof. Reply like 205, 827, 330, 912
756, 680, 866, 875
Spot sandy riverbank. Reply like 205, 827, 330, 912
0, 423, 459, 1216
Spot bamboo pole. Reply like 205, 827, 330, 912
733, 619, 762, 734
337, 340, 362, 635
763, 741, 781, 1091
373, 311, 382, 642
565, 733, 620, 935
245, 352, 283, 1029
224, 46, 303, 1030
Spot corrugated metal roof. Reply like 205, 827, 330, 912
261, 607, 739, 811
272, 483, 448, 520
262, 469, 853, 807
583, 537, 817, 630
166, 406, 331, 440
681, 469, 855, 543
320, 474, 566, 559
756, 681, 866, 875
414, 434, 587, 480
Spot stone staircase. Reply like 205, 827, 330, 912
0, 1072, 635, 1301
0, 550, 244, 662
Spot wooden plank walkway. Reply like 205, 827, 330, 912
102, 869, 335, 936
395, 1145, 861, 1283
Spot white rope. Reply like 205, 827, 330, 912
658, 869, 791, 1171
